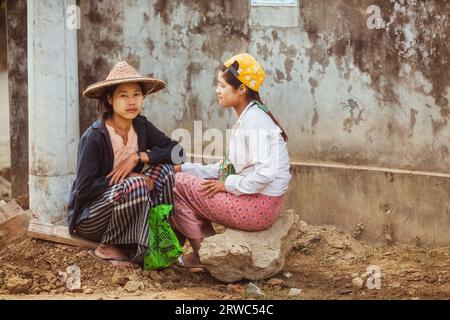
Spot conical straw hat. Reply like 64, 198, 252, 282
83, 61, 166, 99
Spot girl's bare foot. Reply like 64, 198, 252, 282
95, 244, 128, 260
90, 244, 138, 269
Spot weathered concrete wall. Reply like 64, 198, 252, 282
78, 0, 450, 174
75, 0, 450, 244
252, 0, 450, 173
77, 0, 125, 134
78, 0, 249, 135
6, 0, 28, 200
286, 163, 450, 246
0, 0, 6, 71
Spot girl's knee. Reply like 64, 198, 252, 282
160, 163, 174, 173
160, 164, 175, 182
144, 164, 174, 182
150, 163, 173, 174
175, 172, 197, 188
126, 176, 150, 195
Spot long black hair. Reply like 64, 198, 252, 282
220, 62, 288, 142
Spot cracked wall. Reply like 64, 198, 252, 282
78, 0, 450, 173
78, 0, 249, 138
251, 0, 450, 173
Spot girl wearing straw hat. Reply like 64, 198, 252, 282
170, 53, 291, 271
67, 61, 184, 269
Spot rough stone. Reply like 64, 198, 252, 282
31, 286, 42, 294
344, 253, 356, 260
41, 285, 51, 292
266, 278, 284, 286
389, 282, 401, 289
149, 271, 163, 282
288, 288, 302, 297
198, 210, 299, 283
24, 251, 34, 260
352, 277, 364, 289
246, 282, 265, 297
226, 284, 244, 293
111, 270, 128, 286
6, 276, 32, 294
293, 231, 322, 250
161, 268, 179, 281
124, 281, 144, 293
360, 272, 370, 281
126, 272, 141, 282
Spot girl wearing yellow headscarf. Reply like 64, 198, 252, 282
170, 53, 291, 271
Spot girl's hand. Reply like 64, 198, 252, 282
200, 180, 226, 198
174, 165, 182, 173
129, 173, 154, 191
107, 153, 139, 186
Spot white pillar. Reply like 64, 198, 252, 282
28, 0, 79, 224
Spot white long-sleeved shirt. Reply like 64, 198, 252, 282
181, 102, 291, 196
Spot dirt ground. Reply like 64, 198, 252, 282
0, 216, 448, 300
0, 164, 449, 300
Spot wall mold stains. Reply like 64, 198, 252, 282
430, 117, 447, 136
72, 0, 450, 173
275, 69, 285, 82
342, 99, 365, 133
300, 0, 450, 108
145, 38, 155, 55
256, 42, 271, 60
284, 58, 294, 81
311, 108, 319, 133
308, 77, 318, 95
77, 1, 125, 134
409, 108, 418, 137
153, 0, 173, 25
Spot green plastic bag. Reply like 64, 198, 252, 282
143, 204, 183, 270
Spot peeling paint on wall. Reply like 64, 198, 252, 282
78, 1, 125, 134
76, 0, 450, 173
342, 99, 365, 133
251, 0, 450, 172
122, 0, 250, 136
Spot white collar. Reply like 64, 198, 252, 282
235, 101, 258, 126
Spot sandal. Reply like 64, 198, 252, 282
87, 249, 138, 269
175, 256, 207, 273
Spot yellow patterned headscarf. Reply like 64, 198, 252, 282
223, 53, 266, 92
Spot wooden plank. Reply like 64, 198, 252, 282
0, 200, 24, 224
27, 220, 98, 249
0, 210, 31, 246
